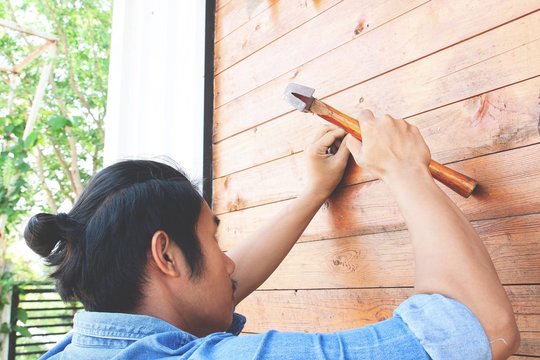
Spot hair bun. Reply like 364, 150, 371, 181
56, 212, 69, 223
24, 213, 63, 257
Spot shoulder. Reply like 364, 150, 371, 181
40, 332, 73, 359
394, 294, 492, 360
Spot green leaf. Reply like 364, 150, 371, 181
0, 323, 10, 334
48, 115, 72, 131
14, 325, 31, 337
72, 115, 84, 126
24, 131, 39, 149
17, 308, 28, 323
0, 0, 110, 267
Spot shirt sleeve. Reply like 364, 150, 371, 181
196, 294, 490, 360
394, 293, 491, 360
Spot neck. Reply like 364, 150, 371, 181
134, 275, 189, 332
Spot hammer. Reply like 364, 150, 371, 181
283, 83, 477, 198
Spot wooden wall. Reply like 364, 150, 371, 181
213, 1, 540, 357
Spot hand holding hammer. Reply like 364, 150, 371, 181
283, 83, 477, 198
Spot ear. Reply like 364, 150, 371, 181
150, 230, 181, 277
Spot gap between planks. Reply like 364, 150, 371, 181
214, 4, 540, 110
213, 141, 540, 217
215, 0, 429, 76
216, 145, 540, 247
212, 74, 540, 180
213, 3, 540, 143
215, 0, 347, 75
212, 38, 540, 182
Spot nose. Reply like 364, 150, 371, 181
225, 254, 236, 275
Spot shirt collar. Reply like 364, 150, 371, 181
73, 311, 246, 340
74, 311, 193, 341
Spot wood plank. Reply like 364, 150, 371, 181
214, 0, 433, 107
216, 144, 540, 247
213, 75, 540, 186
214, 71, 540, 179
236, 286, 539, 347
213, 2, 540, 141
238, 287, 411, 333
215, 97, 540, 215
520, 332, 540, 357
213, 18, 540, 213
250, 213, 540, 289
216, 0, 232, 11
215, 0, 343, 74
215, 0, 278, 43
236, 286, 540, 356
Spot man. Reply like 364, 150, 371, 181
26, 111, 519, 359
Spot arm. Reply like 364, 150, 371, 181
228, 127, 350, 304
346, 110, 520, 360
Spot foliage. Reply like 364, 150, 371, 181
0, 272, 29, 338
0, 0, 112, 275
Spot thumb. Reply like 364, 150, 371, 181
345, 135, 363, 165
345, 135, 362, 154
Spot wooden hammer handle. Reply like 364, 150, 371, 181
309, 99, 477, 198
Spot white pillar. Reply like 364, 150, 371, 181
104, 0, 207, 183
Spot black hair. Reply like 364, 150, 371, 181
24, 160, 204, 313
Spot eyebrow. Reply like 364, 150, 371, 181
214, 216, 220, 227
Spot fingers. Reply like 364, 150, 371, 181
318, 127, 347, 148
311, 124, 338, 142
345, 135, 362, 158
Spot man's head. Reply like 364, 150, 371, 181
24, 160, 236, 335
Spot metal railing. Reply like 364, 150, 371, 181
8, 283, 81, 360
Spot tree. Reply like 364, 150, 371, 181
0, 0, 111, 276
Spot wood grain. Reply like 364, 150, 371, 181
214, 129, 540, 217
214, 77, 540, 213
214, 2, 540, 357
216, 144, 540, 246
519, 332, 540, 357
253, 213, 540, 289
215, 0, 342, 74
216, 0, 233, 11
237, 286, 539, 332
236, 286, 539, 355
238, 287, 410, 332
214, 0, 431, 107
215, 0, 277, 42
213, 20, 540, 213
214, 76, 540, 179
213, 2, 540, 141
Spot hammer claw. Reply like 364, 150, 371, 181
282, 83, 316, 112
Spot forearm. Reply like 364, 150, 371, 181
385, 167, 519, 358
228, 190, 327, 304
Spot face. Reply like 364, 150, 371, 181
179, 201, 237, 337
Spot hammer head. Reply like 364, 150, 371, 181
282, 83, 316, 112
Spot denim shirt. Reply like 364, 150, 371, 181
41, 294, 491, 360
